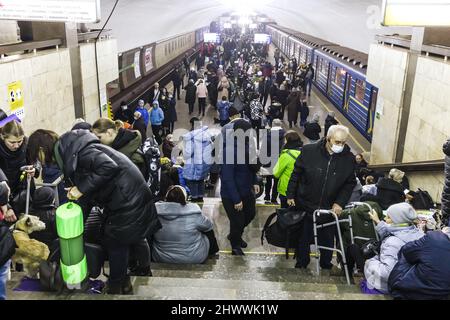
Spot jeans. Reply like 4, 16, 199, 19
222, 196, 256, 248
296, 213, 335, 269
186, 180, 205, 199
0, 260, 10, 300
306, 78, 313, 96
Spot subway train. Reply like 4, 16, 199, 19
266, 24, 378, 142
110, 26, 210, 110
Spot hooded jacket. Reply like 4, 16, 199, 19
441, 139, 450, 224
150, 103, 165, 126
111, 128, 144, 168
324, 115, 338, 137
0, 137, 29, 194
135, 106, 149, 127
364, 221, 424, 293
388, 230, 450, 300
273, 143, 302, 197
56, 130, 161, 244
182, 127, 213, 181
286, 138, 356, 212
152, 202, 213, 264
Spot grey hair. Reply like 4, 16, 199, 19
327, 125, 350, 139
272, 119, 282, 127
312, 113, 320, 123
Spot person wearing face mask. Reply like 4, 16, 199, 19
286, 125, 357, 270
114, 101, 134, 124
135, 99, 149, 128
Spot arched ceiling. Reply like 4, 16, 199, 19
93, 0, 411, 53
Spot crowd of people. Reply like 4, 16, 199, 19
1, 27, 449, 301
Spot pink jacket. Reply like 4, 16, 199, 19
196, 83, 208, 98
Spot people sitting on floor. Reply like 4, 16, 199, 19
364, 203, 424, 293
152, 185, 217, 264
388, 227, 450, 300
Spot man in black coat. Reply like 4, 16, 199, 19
52, 130, 161, 294
114, 101, 134, 124
287, 125, 356, 270
184, 79, 197, 115
172, 66, 182, 101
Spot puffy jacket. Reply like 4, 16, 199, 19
442, 139, 450, 225
152, 202, 213, 264
0, 137, 29, 195
110, 128, 144, 168
273, 148, 301, 196
362, 178, 405, 210
182, 127, 213, 181
196, 83, 208, 98
217, 101, 230, 121
150, 105, 165, 126
364, 221, 424, 293
286, 138, 356, 212
388, 230, 450, 300
324, 115, 338, 137
135, 106, 149, 127
56, 130, 161, 244
304, 122, 322, 141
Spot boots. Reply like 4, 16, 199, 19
105, 276, 134, 295
128, 265, 153, 277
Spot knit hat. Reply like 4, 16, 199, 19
386, 203, 417, 224
32, 186, 55, 209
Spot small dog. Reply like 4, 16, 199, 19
12, 215, 50, 278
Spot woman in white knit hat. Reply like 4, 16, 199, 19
363, 203, 424, 293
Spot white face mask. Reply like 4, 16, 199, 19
331, 144, 344, 154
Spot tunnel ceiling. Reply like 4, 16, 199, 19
92, 0, 411, 53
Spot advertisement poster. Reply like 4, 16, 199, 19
145, 47, 154, 73
134, 51, 141, 78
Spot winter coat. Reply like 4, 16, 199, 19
340, 201, 383, 248
55, 130, 161, 244
0, 137, 29, 195
277, 89, 290, 108
220, 119, 258, 204
149, 89, 161, 104
135, 106, 149, 127
172, 70, 182, 86
114, 107, 134, 124
362, 178, 406, 210
303, 122, 321, 141
111, 128, 144, 168
273, 147, 301, 197
162, 140, 175, 159
29, 206, 57, 248
217, 101, 230, 121
441, 139, 450, 224
152, 202, 213, 264
388, 231, 450, 300
132, 118, 147, 143
364, 221, 424, 293
166, 98, 178, 122
185, 83, 197, 104
348, 178, 363, 203
150, 106, 165, 126
196, 83, 208, 99
324, 115, 338, 138
182, 127, 213, 181
286, 138, 356, 212
249, 99, 263, 121
287, 92, 301, 123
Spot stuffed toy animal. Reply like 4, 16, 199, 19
12, 215, 50, 278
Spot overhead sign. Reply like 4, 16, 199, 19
0, 0, 101, 23
382, 0, 450, 26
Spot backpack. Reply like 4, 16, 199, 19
412, 189, 435, 210
261, 208, 306, 259
139, 136, 161, 196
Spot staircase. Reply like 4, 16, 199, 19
7, 201, 389, 300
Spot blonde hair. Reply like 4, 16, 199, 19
1, 120, 24, 139
389, 168, 405, 183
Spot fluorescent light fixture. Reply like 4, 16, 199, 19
382, 0, 450, 26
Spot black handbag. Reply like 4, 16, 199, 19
361, 239, 381, 260
0, 223, 16, 266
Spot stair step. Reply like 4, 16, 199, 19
135, 285, 387, 300
134, 277, 361, 294
137, 270, 353, 285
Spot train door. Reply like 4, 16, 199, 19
367, 87, 378, 136
327, 65, 335, 96
344, 73, 352, 112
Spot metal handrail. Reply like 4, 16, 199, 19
35, 175, 64, 207
0, 39, 62, 56
368, 159, 444, 173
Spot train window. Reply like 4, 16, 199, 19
355, 79, 366, 103
300, 48, 307, 64
334, 67, 346, 86
319, 58, 328, 75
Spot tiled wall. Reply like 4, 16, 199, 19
403, 56, 450, 163
366, 44, 409, 165
408, 171, 444, 204
79, 39, 119, 123
0, 49, 75, 135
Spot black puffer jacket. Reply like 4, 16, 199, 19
287, 138, 356, 212
361, 177, 405, 210
56, 130, 161, 244
441, 139, 450, 222
0, 137, 28, 194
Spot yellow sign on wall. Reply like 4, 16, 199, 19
7, 81, 24, 111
